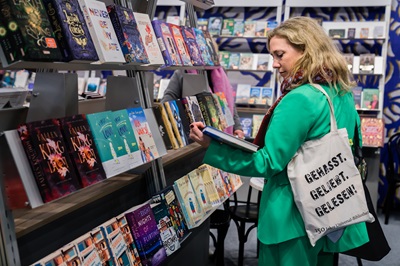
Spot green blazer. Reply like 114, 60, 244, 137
203, 83, 369, 251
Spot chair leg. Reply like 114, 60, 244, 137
215, 222, 230, 266
357, 257, 363, 266
384, 183, 395, 224
237, 221, 246, 266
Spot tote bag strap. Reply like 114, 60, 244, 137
311, 84, 338, 133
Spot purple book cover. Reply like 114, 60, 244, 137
125, 203, 167, 266
108, 4, 149, 64
193, 28, 213, 66
24, 119, 81, 202
181, 26, 204, 66
59, 114, 107, 188
152, 20, 182, 67
42, 0, 98, 62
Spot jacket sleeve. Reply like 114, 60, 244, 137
161, 70, 184, 103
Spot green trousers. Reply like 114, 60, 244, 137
259, 236, 334, 266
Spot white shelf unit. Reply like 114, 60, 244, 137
284, 0, 391, 118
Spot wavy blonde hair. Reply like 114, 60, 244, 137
267, 16, 356, 94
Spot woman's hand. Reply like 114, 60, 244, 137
189, 122, 211, 148
234, 129, 245, 139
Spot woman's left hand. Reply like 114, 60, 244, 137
189, 122, 211, 148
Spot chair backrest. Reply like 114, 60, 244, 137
387, 132, 400, 181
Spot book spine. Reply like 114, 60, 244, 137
196, 94, 212, 127
163, 102, 184, 148
159, 105, 179, 150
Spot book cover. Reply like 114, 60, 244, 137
361, 88, 380, 110
240, 117, 253, 138
175, 99, 194, 144
151, 185, 189, 242
221, 18, 235, 36
216, 169, 233, 197
112, 109, 143, 169
151, 105, 173, 150
0, 16, 20, 64
197, 18, 208, 31
77, 0, 125, 63
359, 53, 375, 74
202, 126, 259, 153
107, 4, 150, 64
187, 169, 213, 213
173, 175, 203, 228
233, 19, 244, 37
214, 92, 235, 127
207, 16, 223, 36
1, 0, 62, 62
360, 27, 370, 38
153, 103, 179, 150
252, 114, 264, 139
86, 111, 129, 178
239, 53, 254, 70
180, 96, 205, 125
243, 20, 256, 37
360, 117, 384, 147
373, 25, 384, 38
195, 164, 221, 206
225, 171, 243, 192
133, 12, 165, 65
328, 29, 345, 38
206, 164, 228, 201
157, 78, 170, 101
169, 23, 192, 66
181, 26, 204, 66
151, 201, 181, 256
347, 27, 356, 39
90, 226, 115, 265
42, 0, 99, 62
125, 203, 167, 266
352, 86, 362, 109
202, 30, 220, 66
254, 53, 270, 71
235, 84, 251, 104
36, 248, 66, 266
115, 214, 143, 266
151, 20, 182, 66
193, 28, 213, 66
127, 107, 160, 164
195, 91, 221, 130
248, 87, 261, 104
228, 52, 240, 69
20, 119, 81, 202
255, 21, 267, 37
164, 100, 189, 147
261, 87, 273, 106
218, 51, 230, 69
59, 114, 107, 188
68, 232, 103, 266
266, 20, 278, 33
343, 53, 354, 72
212, 93, 228, 130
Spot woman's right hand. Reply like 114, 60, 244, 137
189, 122, 210, 148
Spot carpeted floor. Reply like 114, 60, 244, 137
209, 210, 399, 266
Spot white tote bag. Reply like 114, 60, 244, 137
287, 84, 374, 246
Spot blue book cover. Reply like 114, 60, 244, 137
107, 4, 150, 64
181, 26, 204, 66
152, 20, 182, 66
193, 28, 213, 66
42, 0, 98, 62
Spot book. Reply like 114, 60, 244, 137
233, 19, 244, 37
202, 126, 259, 153
112, 109, 143, 169
359, 53, 375, 74
248, 87, 261, 104
373, 25, 384, 38
187, 169, 213, 213
343, 53, 354, 72
0, 17, 20, 64
214, 92, 235, 127
133, 12, 165, 65
266, 21, 278, 33
347, 28, 356, 39
218, 51, 230, 68
195, 164, 221, 206
86, 111, 129, 177
254, 53, 270, 71
195, 91, 221, 130
239, 53, 254, 70
143, 108, 168, 157
252, 114, 264, 139
127, 107, 160, 163
107, 4, 150, 64
220, 18, 235, 36
156, 78, 170, 101
360, 27, 370, 38
83, 77, 102, 98
151, 20, 182, 66
151, 105, 173, 150
197, 18, 208, 31
18, 119, 82, 203
90, 226, 115, 265
35, 248, 66, 265
42, 0, 99, 62
217, 169, 233, 197
77, 0, 125, 64
352, 86, 363, 109
154, 103, 179, 150
193, 28, 213, 66
125, 203, 167, 266
361, 88, 380, 110
328, 29, 345, 38
261, 87, 274, 106
225, 171, 243, 192
151, 185, 189, 242
235, 84, 251, 104
115, 214, 143, 266
181, 26, 204, 66
228, 52, 240, 69
202, 30, 220, 66
240, 117, 253, 138
169, 23, 192, 66
360, 117, 384, 147
207, 16, 223, 36
59, 114, 107, 188
205, 164, 228, 202
69, 232, 103, 266
164, 100, 189, 147
173, 175, 204, 228
243, 20, 256, 37
255, 21, 267, 37
211, 94, 228, 130
151, 201, 181, 256
180, 96, 205, 125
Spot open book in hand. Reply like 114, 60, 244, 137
202, 126, 259, 153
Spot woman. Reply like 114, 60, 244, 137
190, 17, 369, 265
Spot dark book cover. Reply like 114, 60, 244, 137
180, 26, 204, 66
22, 119, 81, 202
152, 105, 173, 150
152, 185, 189, 242
193, 27, 213, 66
0, 19, 20, 64
151, 20, 182, 67
3, 0, 62, 61
125, 203, 167, 266
17, 124, 52, 203
195, 91, 221, 130
180, 96, 205, 125
108, 4, 149, 64
202, 30, 220, 66
59, 114, 107, 188
42, 0, 98, 62
175, 99, 194, 144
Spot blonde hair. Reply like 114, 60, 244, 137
267, 16, 356, 93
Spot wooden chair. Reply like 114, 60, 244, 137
384, 132, 400, 224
